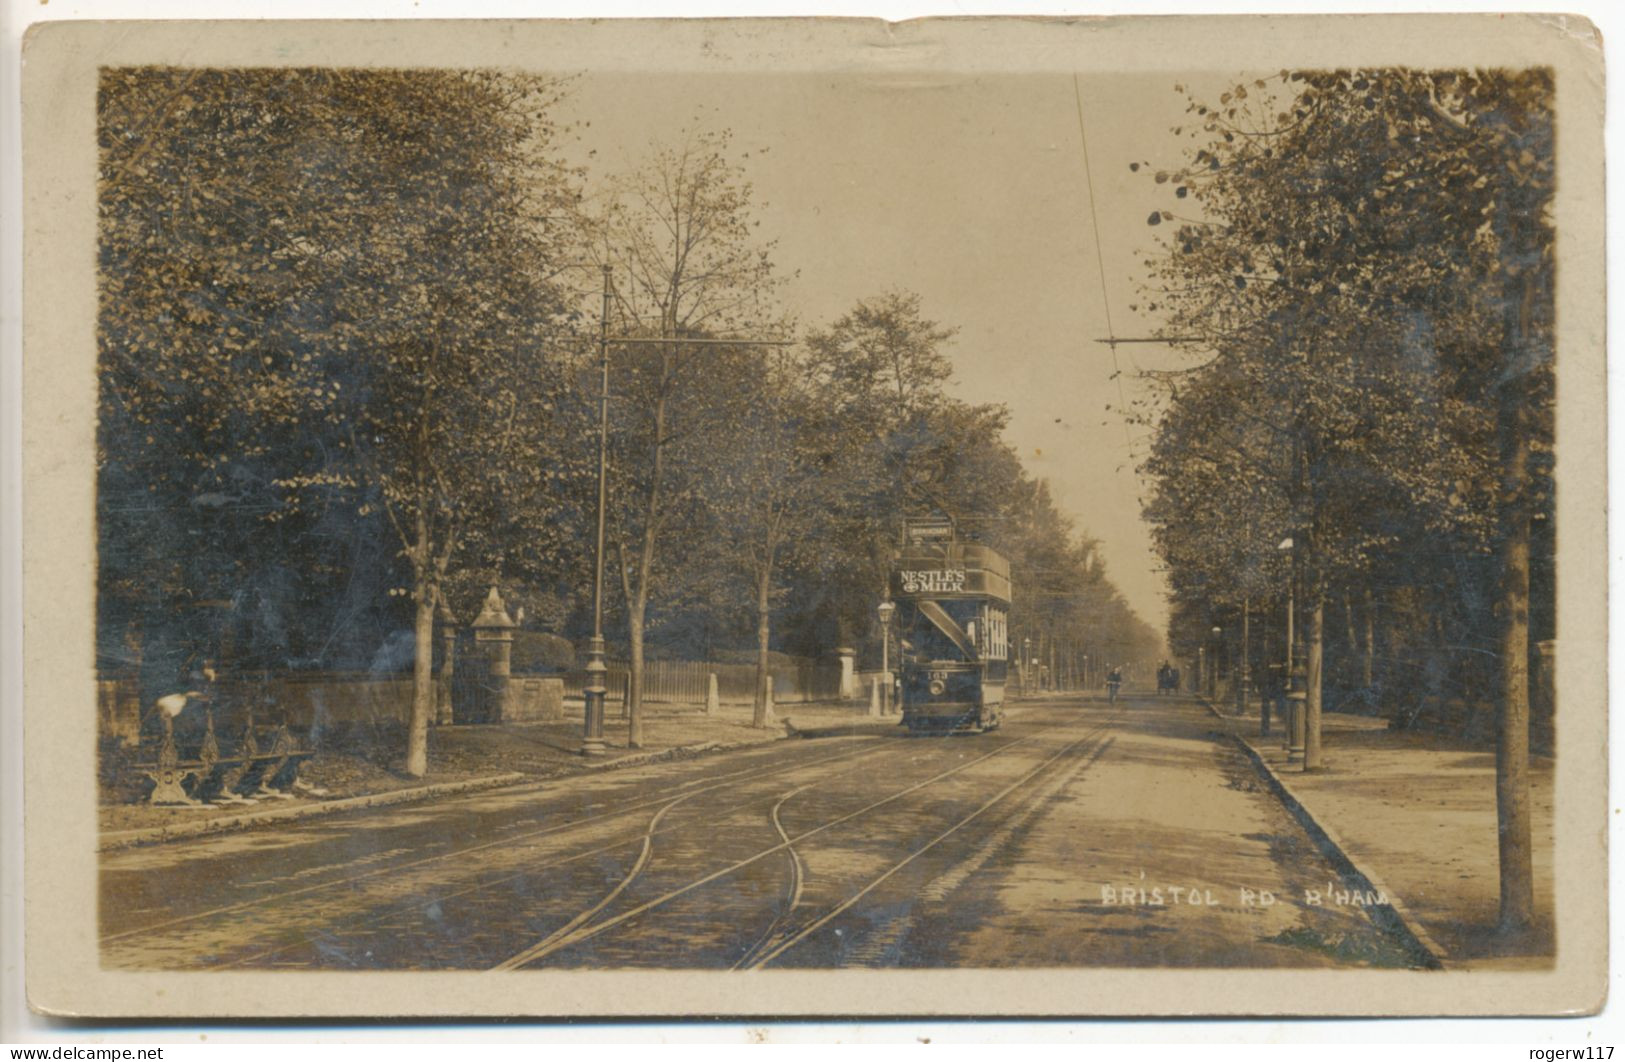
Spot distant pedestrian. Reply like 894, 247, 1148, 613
1106, 666, 1122, 705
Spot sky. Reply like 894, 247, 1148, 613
557, 69, 1249, 637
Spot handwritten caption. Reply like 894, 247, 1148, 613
1100, 880, 1390, 908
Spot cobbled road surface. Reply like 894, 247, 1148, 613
100, 694, 1417, 971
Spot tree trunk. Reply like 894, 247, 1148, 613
753, 565, 774, 728
1363, 587, 1375, 689
406, 589, 435, 778
627, 595, 646, 747
1490, 132, 1544, 936
1236, 600, 1249, 714
1496, 377, 1535, 935
623, 382, 670, 750
1304, 595, 1324, 770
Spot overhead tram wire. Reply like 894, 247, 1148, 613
1070, 72, 1149, 498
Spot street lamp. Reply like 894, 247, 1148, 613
877, 599, 896, 714
1277, 535, 1310, 765
1277, 536, 1295, 676
1023, 636, 1032, 695
1210, 625, 1222, 700
580, 265, 615, 757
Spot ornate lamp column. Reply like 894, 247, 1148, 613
581, 265, 613, 756
877, 599, 896, 715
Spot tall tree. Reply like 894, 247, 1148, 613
804, 291, 970, 644
694, 347, 838, 726
1135, 68, 1553, 928
99, 68, 581, 775
581, 127, 784, 747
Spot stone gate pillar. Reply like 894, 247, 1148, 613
435, 596, 458, 726
472, 586, 516, 723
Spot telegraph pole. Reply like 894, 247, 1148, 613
573, 267, 792, 754
580, 265, 614, 757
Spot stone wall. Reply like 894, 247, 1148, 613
501, 676, 566, 722
97, 670, 568, 744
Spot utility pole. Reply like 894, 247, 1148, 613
580, 265, 613, 757
574, 266, 792, 756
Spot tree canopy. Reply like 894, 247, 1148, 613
1133, 67, 1554, 929
98, 69, 1162, 773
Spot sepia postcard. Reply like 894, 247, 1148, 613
19, 14, 1607, 1018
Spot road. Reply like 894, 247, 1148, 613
100, 693, 1421, 971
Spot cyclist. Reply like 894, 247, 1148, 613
1106, 665, 1123, 705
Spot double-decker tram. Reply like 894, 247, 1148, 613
889, 518, 1011, 734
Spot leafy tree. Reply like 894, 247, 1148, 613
1135, 68, 1553, 930
579, 127, 785, 747
797, 290, 1160, 682
99, 68, 582, 775
692, 347, 839, 725
804, 291, 974, 644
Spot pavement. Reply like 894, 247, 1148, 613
1203, 696, 1556, 970
99, 694, 1425, 974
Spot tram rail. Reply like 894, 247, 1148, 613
492, 716, 1100, 970
99, 733, 903, 952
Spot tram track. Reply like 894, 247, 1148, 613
207, 732, 927, 970
729, 785, 810, 970
99, 732, 905, 951
746, 726, 1115, 969
492, 717, 1094, 970
104, 705, 1102, 971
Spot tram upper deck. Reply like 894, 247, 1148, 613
888, 540, 1012, 606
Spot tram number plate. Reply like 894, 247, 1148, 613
930, 670, 950, 681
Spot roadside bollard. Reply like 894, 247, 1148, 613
705, 672, 719, 715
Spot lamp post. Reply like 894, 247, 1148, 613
1278, 535, 1299, 758
580, 265, 614, 757
877, 599, 896, 715
1278, 536, 1296, 678
1023, 636, 1032, 695
1210, 625, 1222, 700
